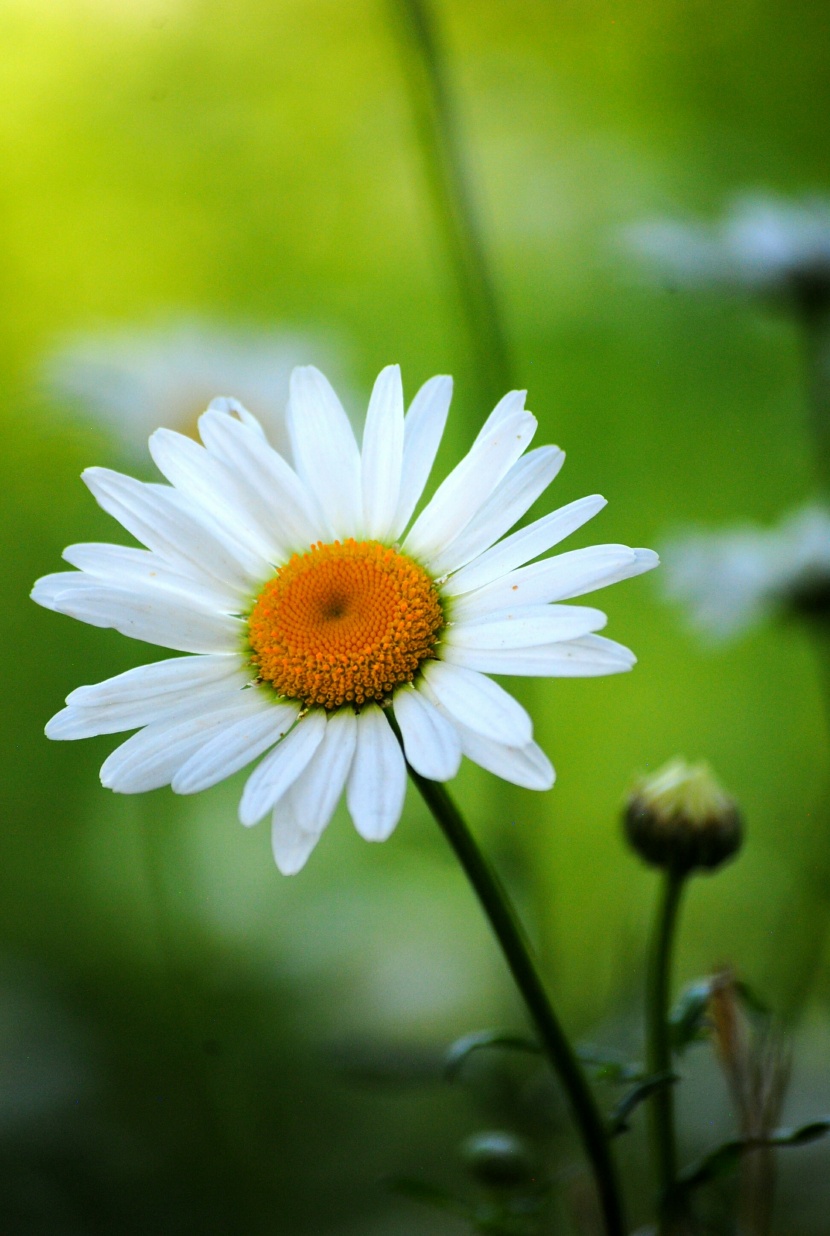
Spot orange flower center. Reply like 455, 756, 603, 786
248, 539, 444, 710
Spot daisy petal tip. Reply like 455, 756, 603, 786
353, 814, 401, 844
635, 548, 660, 573
80, 465, 105, 490
271, 815, 322, 874
29, 580, 53, 609
538, 761, 556, 791
272, 852, 308, 876
206, 395, 243, 416
238, 802, 264, 828
43, 711, 67, 740
272, 838, 317, 875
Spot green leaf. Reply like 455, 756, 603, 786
608, 1072, 677, 1136
678, 1119, 830, 1191
444, 1030, 541, 1081
669, 979, 714, 1054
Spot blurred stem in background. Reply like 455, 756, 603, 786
646, 869, 687, 1234
798, 295, 830, 496
786, 289, 830, 1012
388, 0, 515, 405
409, 769, 627, 1236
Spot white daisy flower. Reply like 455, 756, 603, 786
625, 194, 830, 304
663, 505, 830, 639
33, 365, 657, 874
41, 319, 336, 460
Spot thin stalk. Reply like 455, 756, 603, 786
799, 299, 830, 495
410, 769, 626, 1236
646, 869, 686, 1231
388, 0, 515, 403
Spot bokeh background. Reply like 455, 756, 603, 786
1, 0, 829, 1232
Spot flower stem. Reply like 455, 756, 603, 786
388, 0, 515, 404
798, 298, 830, 495
410, 770, 627, 1236
646, 868, 687, 1231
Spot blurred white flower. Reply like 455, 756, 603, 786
663, 505, 830, 639
626, 195, 830, 305
41, 320, 339, 458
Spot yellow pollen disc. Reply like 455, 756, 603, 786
248, 539, 444, 710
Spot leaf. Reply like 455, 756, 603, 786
444, 1030, 541, 1081
669, 979, 714, 1054
677, 1119, 830, 1191
608, 1072, 677, 1136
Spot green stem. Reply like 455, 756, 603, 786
410, 770, 627, 1236
388, 0, 515, 403
646, 869, 686, 1231
799, 299, 830, 496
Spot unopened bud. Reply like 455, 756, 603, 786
460, 1130, 538, 1189
624, 757, 742, 874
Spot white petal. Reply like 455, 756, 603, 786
82, 468, 265, 593
455, 723, 555, 790
47, 677, 257, 740
206, 396, 268, 439
172, 700, 300, 794
148, 428, 281, 562
444, 604, 607, 649
404, 411, 537, 564
451, 546, 644, 618
287, 366, 362, 537
472, 389, 527, 443
61, 543, 241, 610
425, 445, 564, 578
420, 660, 532, 746
442, 634, 637, 676
274, 709, 357, 835
198, 406, 325, 550
49, 585, 244, 653
346, 705, 406, 841
361, 364, 404, 539
392, 686, 461, 781
270, 813, 324, 876
391, 375, 452, 537
66, 654, 244, 709
624, 548, 660, 581
100, 697, 264, 793
238, 709, 327, 826
32, 571, 100, 611
445, 495, 607, 596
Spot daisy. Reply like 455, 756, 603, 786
33, 365, 657, 873
663, 504, 830, 639
42, 319, 327, 459
624, 194, 830, 306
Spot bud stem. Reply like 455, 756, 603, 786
409, 768, 627, 1236
647, 868, 687, 1232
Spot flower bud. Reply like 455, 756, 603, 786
624, 757, 742, 875
460, 1130, 538, 1189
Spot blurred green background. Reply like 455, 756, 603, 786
1, 0, 829, 1231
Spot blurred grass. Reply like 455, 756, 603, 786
0, 0, 829, 1230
